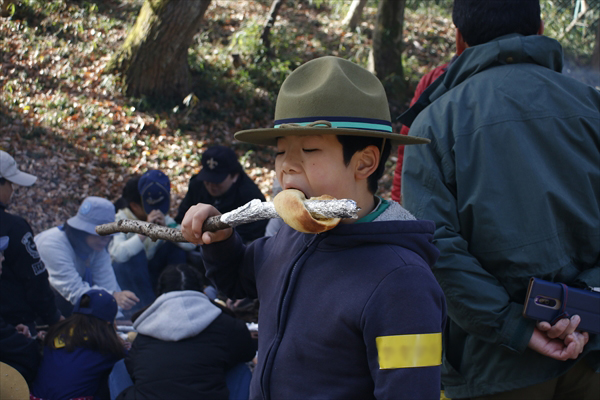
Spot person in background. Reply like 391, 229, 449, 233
391, 53, 460, 203
30, 289, 126, 400
112, 264, 255, 400
110, 170, 194, 312
0, 150, 62, 336
401, 0, 599, 398
175, 145, 267, 244
0, 235, 41, 386
35, 196, 139, 317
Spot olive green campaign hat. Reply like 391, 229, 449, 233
235, 56, 430, 146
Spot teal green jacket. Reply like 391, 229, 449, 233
401, 34, 600, 398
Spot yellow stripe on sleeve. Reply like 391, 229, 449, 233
376, 333, 442, 369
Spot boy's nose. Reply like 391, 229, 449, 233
279, 153, 301, 174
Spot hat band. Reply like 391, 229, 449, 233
274, 116, 392, 133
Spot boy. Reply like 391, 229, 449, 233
181, 56, 446, 399
110, 170, 193, 310
0, 151, 61, 335
175, 145, 267, 243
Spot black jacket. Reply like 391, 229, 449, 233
0, 206, 61, 329
0, 315, 40, 385
117, 291, 255, 400
175, 173, 267, 243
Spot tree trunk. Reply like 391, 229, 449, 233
342, 0, 368, 31
108, 0, 212, 101
592, 20, 600, 72
372, 0, 407, 105
260, 0, 285, 54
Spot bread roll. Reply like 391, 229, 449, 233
273, 189, 341, 233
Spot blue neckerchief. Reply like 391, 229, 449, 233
60, 224, 94, 285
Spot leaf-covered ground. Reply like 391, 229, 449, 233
1, 0, 595, 235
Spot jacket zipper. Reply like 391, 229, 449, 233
260, 233, 324, 400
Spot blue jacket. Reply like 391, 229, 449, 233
203, 202, 446, 400
31, 346, 120, 400
402, 34, 600, 398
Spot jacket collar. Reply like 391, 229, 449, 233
399, 34, 564, 128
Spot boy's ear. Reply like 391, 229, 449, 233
354, 145, 379, 181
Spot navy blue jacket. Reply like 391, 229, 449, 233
203, 203, 446, 400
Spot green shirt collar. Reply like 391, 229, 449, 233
355, 197, 389, 224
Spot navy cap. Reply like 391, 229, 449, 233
0, 236, 8, 251
138, 170, 170, 215
73, 289, 118, 323
196, 146, 240, 183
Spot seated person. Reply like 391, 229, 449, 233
175, 146, 267, 244
0, 236, 40, 386
35, 196, 139, 317
113, 264, 255, 400
30, 289, 126, 400
0, 151, 62, 335
109, 171, 194, 310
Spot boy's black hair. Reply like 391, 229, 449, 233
156, 263, 205, 296
452, 0, 541, 47
44, 294, 125, 357
336, 135, 391, 195
114, 175, 141, 211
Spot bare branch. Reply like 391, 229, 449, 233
96, 220, 188, 242
96, 216, 231, 242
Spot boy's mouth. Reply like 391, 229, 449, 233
281, 185, 308, 198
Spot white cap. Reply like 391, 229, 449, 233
0, 151, 37, 186
67, 196, 115, 236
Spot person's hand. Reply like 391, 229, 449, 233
36, 330, 47, 341
537, 315, 581, 340
181, 204, 232, 245
528, 324, 589, 361
147, 210, 166, 226
113, 290, 140, 310
15, 324, 31, 338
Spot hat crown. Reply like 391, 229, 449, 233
138, 170, 170, 214
0, 151, 17, 178
201, 146, 237, 173
274, 56, 391, 123
234, 56, 431, 147
73, 289, 118, 322
76, 197, 115, 226
196, 146, 240, 183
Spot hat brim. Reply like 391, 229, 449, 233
195, 169, 229, 184
234, 127, 430, 146
67, 216, 102, 236
5, 171, 37, 186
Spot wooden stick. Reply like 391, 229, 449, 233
95, 215, 231, 242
